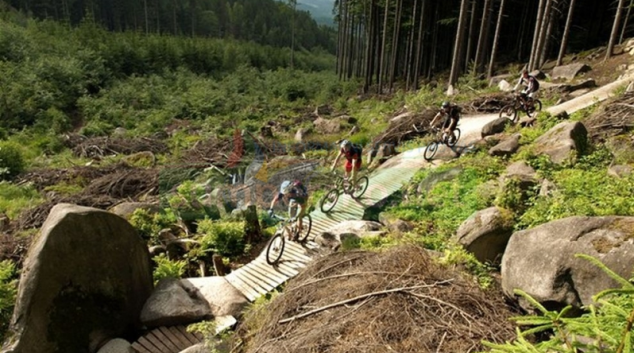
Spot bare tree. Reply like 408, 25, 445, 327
528, 0, 546, 71
378, 0, 390, 93
607, 0, 627, 60
488, 0, 507, 79
474, 0, 492, 72
620, 0, 634, 44
556, 0, 577, 66
449, 0, 470, 86
465, 0, 478, 70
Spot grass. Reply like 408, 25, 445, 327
0, 182, 44, 219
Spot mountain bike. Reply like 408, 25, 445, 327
423, 126, 461, 161
319, 172, 369, 213
265, 200, 312, 265
499, 92, 543, 123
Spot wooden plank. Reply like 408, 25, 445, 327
159, 326, 190, 351
150, 328, 180, 353
252, 258, 292, 280
244, 262, 283, 287
225, 272, 258, 301
136, 336, 164, 353
146, 331, 173, 353
229, 269, 262, 299
236, 266, 273, 294
169, 326, 197, 346
175, 325, 200, 345
131, 342, 153, 353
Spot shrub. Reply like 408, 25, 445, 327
152, 253, 187, 284
128, 208, 178, 244
0, 143, 25, 180
0, 260, 17, 341
0, 182, 43, 219
198, 219, 246, 257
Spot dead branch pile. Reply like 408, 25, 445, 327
17, 164, 124, 191
234, 246, 517, 353
72, 136, 168, 158
461, 93, 516, 114
180, 137, 234, 168
0, 232, 30, 266
83, 167, 159, 199
584, 91, 634, 141
372, 110, 436, 146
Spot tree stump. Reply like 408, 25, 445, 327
244, 204, 263, 244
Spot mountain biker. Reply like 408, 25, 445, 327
330, 139, 362, 183
429, 101, 460, 144
268, 180, 308, 240
513, 69, 540, 109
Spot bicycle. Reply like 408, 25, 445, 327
423, 126, 461, 161
499, 92, 543, 124
265, 200, 312, 265
319, 172, 369, 213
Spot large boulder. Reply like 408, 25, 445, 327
3, 204, 153, 353
488, 134, 520, 157
452, 207, 514, 264
502, 216, 634, 311
182, 277, 249, 318
551, 63, 592, 80
140, 278, 212, 328
608, 164, 633, 178
481, 117, 511, 138
378, 213, 414, 234
313, 117, 341, 134
315, 221, 385, 249
96, 339, 133, 353
533, 121, 588, 164
505, 161, 537, 179
109, 202, 161, 220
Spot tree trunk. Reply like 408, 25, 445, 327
607, 0, 627, 60
336, 0, 343, 78
405, 0, 419, 90
529, 0, 546, 70
449, 0, 469, 86
413, 0, 426, 88
475, 0, 492, 72
516, 1, 529, 61
556, 0, 577, 66
143, 0, 149, 34
388, 0, 402, 91
539, 3, 556, 68
364, 0, 376, 92
378, 0, 390, 94
620, 0, 633, 44
465, 0, 478, 71
534, 0, 553, 69
290, 0, 296, 70
244, 205, 263, 244
488, 0, 507, 79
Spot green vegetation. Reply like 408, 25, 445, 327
0, 260, 17, 341
198, 219, 247, 258
483, 254, 634, 353
0, 182, 44, 219
152, 253, 187, 284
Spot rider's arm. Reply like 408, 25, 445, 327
351, 158, 358, 180
269, 193, 281, 210
430, 113, 441, 127
330, 150, 342, 171
513, 76, 523, 91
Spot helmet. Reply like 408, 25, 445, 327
522, 69, 529, 76
340, 139, 351, 149
280, 180, 292, 195
441, 101, 450, 109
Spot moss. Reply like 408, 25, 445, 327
592, 237, 616, 254
609, 218, 634, 241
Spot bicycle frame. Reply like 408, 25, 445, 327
273, 200, 300, 237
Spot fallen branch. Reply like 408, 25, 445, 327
278, 280, 454, 324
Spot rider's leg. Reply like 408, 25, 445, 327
344, 161, 352, 180
448, 118, 457, 143
295, 203, 306, 239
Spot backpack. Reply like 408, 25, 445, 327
292, 180, 308, 198
351, 143, 363, 157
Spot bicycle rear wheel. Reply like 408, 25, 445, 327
351, 176, 369, 199
423, 142, 439, 161
527, 99, 542, 117
499, 105, 517, 123
295, 214, 312, 242
320, 188, 340, 213
266, 233, 285, 265
447, 128, 461, 147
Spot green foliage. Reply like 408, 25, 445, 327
128, 208, 178, 244
0, 142, 25, 180
515, 112, 559, 146
0, 181, 44, 219
340, 234, 397, 251
0, 260, 17, 341
152, 253, 187, 284
439, 246, 494, 289
482, 255, 634, 353
198, 219, 246, 257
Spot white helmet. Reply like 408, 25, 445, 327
340, 140, 351, 149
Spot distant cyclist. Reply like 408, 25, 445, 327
513, 69, 540, 109
429, 101, 460, 144
330, 140, 362, 183
268, 180, 308, 240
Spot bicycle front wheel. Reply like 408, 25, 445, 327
447, 128, 461, 147
266, 233, 285, 265
527, 99, 542, 117
423, 142, 439, 161
499, 105, 517, 123
351, 176, 369, 199
320, 188, 340, 213
295, 214, 312, 242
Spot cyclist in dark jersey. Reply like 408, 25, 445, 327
429, 101, 460, 144
268, 180, 308, 240
330, 139, 362, 183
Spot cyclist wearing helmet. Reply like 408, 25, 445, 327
429, 101, 460, 144
330, 139, 362, 182
268, 180, 308, 239
513, 69, 540, 108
